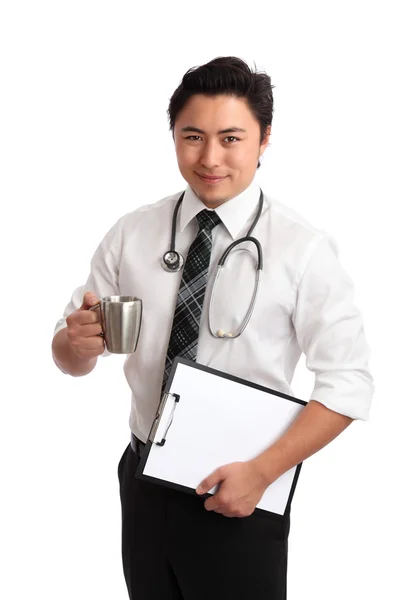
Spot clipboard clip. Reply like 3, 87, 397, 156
149, 392, 180, 446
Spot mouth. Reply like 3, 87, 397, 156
197, 173, 227, 184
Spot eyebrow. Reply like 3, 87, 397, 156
180, 126, 247, 135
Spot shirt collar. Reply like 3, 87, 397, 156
179, 178, 261, 239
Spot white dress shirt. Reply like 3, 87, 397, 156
53, 178, 374, 441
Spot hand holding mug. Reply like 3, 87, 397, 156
66, 292, 105, 359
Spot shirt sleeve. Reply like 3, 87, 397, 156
53, 219, 122, 358
292, 234, 374, 420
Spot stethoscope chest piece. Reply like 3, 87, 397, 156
162, 250, 184, 272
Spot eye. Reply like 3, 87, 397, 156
184, 136, 240, 143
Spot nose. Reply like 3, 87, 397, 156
200, 140, 223, 169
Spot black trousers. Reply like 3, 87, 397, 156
118, 441, 290, 599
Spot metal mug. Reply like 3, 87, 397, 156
89, 295, 142, 354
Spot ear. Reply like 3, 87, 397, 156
260, 125, 271, 154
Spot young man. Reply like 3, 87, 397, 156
52, 56, 374, 599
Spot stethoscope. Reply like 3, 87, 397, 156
162, 189, 265, 339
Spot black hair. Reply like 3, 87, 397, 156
167, 56, 274, 169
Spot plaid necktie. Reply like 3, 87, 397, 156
162, 208, 222, 391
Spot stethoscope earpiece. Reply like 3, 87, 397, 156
216, 330, 234, 338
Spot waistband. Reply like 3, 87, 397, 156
130, 432, 145, 456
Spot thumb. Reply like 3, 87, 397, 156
80, 292, 99, 310
196, 467, 224, 495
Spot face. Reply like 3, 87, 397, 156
173, 94, 270, 208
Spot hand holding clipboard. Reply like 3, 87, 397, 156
136, 357, 306, 518
194, 454, 276, 518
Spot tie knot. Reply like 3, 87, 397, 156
196, 209, 221, 232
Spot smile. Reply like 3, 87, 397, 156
197, 174, 227, 184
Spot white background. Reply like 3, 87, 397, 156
1, 1, 398, 598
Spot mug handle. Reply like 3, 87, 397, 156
89, 303, 105, 338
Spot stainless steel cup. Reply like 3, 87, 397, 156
89, 295, 142, 354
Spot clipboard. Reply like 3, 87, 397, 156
136, 357, 307, 519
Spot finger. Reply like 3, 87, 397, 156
204, 492, 226, 512
196, 468, 223, 495
212, 506, 236, 518
212, 506, 223, 513
81, 292, 100, 310
79, 322, 104, 337
68, 335, 104, 353
77, 308, 101, 323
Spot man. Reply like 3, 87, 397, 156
52, 56, 374, 599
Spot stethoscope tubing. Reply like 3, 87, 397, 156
162, 188, 265, 338
217, 235, 263, 269
208, 264, 261, 338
